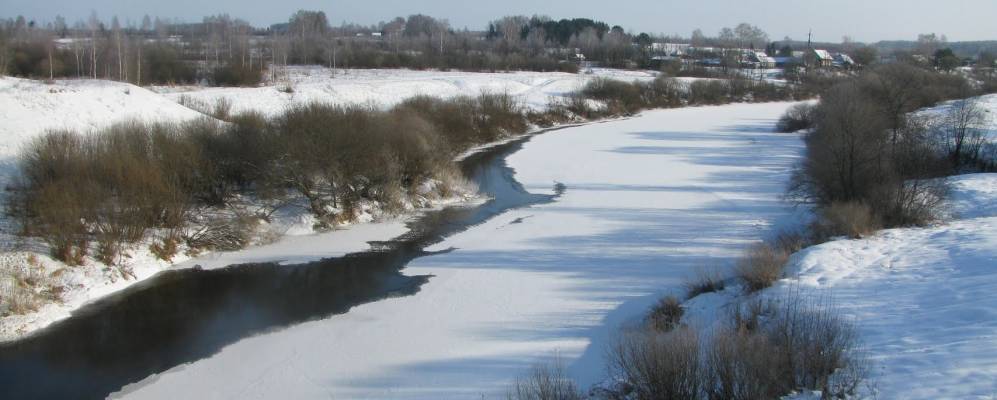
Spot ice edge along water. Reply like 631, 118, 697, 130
115, 101, 810, 399
0, 67, 658, 341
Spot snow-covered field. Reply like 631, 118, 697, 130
0, 77, 206, 192
152, 66, 658, 116
114, 102, 807, 398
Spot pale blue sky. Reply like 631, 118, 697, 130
2, 0, 995, 42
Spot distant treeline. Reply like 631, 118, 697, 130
0, 12, 651, 84
4, 11, 995, 86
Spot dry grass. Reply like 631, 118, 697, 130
508, 357, 582, 400
601, 291, 868, 400
647, 295, 684, 332
736, 242, 791, 293
684, 267, 726, 299
815, 201, 881, 240
608, 326, 703, 400
0, 253, 53, 317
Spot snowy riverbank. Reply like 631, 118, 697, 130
114, 101, 808, 398
777, 173, 997, 398
2, 67, 655, 341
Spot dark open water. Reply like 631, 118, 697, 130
0, 133, 561, 399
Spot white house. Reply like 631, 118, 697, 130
747, 51, 777, 68
651, 43, 691, 56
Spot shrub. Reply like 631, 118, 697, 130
212, 62, 263, 87
772, 230, 810, 255
212, 97, 234, 121
395, 93, 527, 151
508, 358, 582, 400
608, 292, 867, 400
142, 45, 197, 84
687, 80, 729, 105
735, 242, 790, 293
813, 201, 881, 240
705, 326, 786, 400
639, 76, 683, 109
563, 95, 602, 120
658, 59, 683, 77
13, 89, 541, 264
705, 292, 865, 400
647, 295, 684, 332
476, 92, 529, 140
581, 78, 646, 114
608, 327, 703, 400
684, 268, 725, 299
777, 103, 817, 132
14, 121, 209, 264
527, 101, 574, 127
766, 291, 866, 397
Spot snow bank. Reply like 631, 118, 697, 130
766, 173, 997, 399
0, 246, 185, 341
116, 102, 806, 398
152, 66, 658, 117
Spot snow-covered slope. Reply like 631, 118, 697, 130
0, 76, 208, 196
683, 173, 997, 400
152, 66, 658, 116
766, 173, 997, 399
916, 93, 997, 152
115, 102, 806, 399
0, 77, 211, 338
0, 77, 207, 160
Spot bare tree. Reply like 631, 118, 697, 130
88, 11, 99, 79
916, 32, 947, 57
691, 28, 706, 46
112, 16, 122, 81
733, 22, 768, 49
940, 97, 989, 167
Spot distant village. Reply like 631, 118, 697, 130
3, 12, 995, 85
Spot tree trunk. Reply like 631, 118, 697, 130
92, 38, 97, 79
137, 45, 142, 86
117, 36, 122, 81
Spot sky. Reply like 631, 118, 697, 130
2, 0, 996, 43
